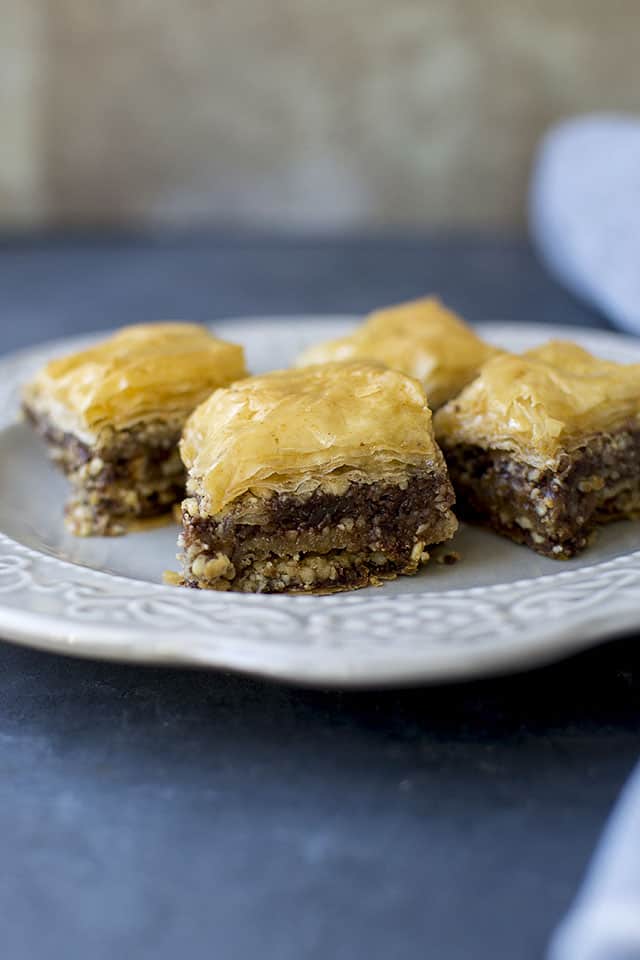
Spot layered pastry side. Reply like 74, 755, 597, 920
296, 296, 498, 409
22, 323, 247, 536
172, 362, 458, 594
434, 340, 640, 559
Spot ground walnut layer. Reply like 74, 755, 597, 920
173, 470, 457, 594
439, 428, 640, 559
24, 408, 185, 536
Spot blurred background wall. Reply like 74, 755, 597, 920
3, 0, 639, 229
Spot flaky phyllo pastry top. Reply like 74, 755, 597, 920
23, 322, 246, 440
434, 340, 640, 465
296, 296, 498, 409
181, 362, 445, 514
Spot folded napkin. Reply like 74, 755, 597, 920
529, 114, 640, 336
549, 761, 640, 960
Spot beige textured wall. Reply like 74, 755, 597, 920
2, 0, 639, 227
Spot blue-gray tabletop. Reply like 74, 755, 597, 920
1, 231, 639, 960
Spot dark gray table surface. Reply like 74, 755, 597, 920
1, 230, 639, 960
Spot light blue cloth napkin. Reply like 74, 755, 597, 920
529, 113, 640, 335
549, 762, 640, 960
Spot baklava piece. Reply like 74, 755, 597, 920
296, 296, 498, 409
435, 341, 640, 559
174, 362, 457, 593
23, 322, 246, 535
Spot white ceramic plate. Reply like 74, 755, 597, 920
1, 318, 640, 687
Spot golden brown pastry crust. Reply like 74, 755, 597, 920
434, 339, 640, 465
296, 297, 498, 409
23, 322, 246, 441
181, 361, 445, 515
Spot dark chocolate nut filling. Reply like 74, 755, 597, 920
440, 428, 640, 559
179, 470, 457, 593
23, 405, 185, 535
